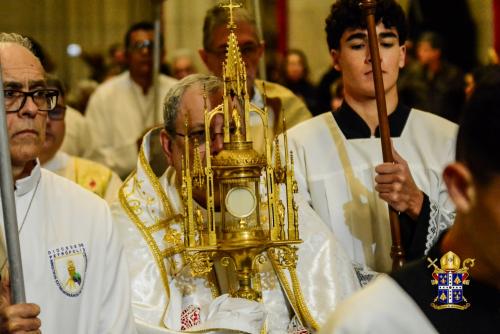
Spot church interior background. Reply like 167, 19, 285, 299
1, 0, 497, 101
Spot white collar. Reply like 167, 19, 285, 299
15, 160, 42, 197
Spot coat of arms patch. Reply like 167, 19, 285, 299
48, 243, 87, 297
427, 251, 475, 310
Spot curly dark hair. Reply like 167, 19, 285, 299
325, 0, 407, 51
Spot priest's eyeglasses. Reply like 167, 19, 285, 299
3, 89, 59, 113
176, 129, 224, 146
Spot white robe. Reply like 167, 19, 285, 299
284, 110, 457, 272
112, 129, 360, 333
319, 274, 438, 334
85, 71, 177, 178
0, 163, 136, 333
61, 105, 93, 158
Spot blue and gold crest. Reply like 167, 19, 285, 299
427, 251, 475, 310
48, 243, 87, 297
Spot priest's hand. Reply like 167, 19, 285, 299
0, 271, 41, 333
374, 147, 424, 220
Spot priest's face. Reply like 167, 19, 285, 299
0, 43, 47, 172
161, 85, 224, 206
331, 22, 405, 102
161, 84, 224, 206
199, 21, 264, 96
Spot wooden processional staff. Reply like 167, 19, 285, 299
359, 0, 405, 270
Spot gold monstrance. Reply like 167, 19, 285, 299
181, 1, 301, 301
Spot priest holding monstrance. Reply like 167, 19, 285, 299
112, 2, 360, 333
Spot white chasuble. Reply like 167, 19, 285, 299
113, 128, 360, 333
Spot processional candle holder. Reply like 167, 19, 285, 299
181, 0, 301, 301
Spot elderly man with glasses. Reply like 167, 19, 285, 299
112, 73, 360, 334
0, 33, 136, 333
85, 21, 178, 179
39, 75, 122, 204
199, 5, 313, 154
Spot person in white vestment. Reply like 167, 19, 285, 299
319, 72, 500, 334
199, 5, 312, 154
60, 103, 93, 158
40, 75, 122, 204
85, 21, 178, 179
0, 33, 136, 334
47, 73, 93, 159
112, 74, 361, 334
282, 0, 458, 273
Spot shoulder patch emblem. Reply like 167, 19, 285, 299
48, 243, 87, 297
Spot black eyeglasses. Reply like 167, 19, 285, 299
128, 40, 154, 52
48, 105, 67, 121
3, 89, 59, 113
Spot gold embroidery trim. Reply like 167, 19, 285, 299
138, 145, 188, 270
268, 252, 300, 319
147, 214, 183, 233
139, 148, 174, 218
119, 172, 172, 301
268, 251, 319, 331
289, 267, 319, 331
161, 246, 185, 259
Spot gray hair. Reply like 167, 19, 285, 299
202, 5, 257, 50
0, 32, 33, 51
163, 73, 222, 138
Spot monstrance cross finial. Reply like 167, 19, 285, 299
221, 0, 242, 29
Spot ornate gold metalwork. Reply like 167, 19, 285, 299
192, 138, 205, 188
182, 0, 302, 309
185, 251, 217, 277
268, 246, 298, 269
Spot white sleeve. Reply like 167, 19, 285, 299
111, 201, 169, 327
98, 205, 137, 333
424, 135, 457, 254
294, 194, 361, 326
61, 106, 93, 158
85, 91, 137, 178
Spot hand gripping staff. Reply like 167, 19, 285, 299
360, 0, 405, 270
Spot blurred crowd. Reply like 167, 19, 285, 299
34, 30, 499, 129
